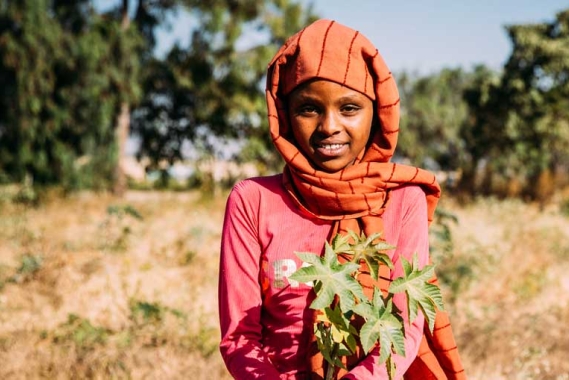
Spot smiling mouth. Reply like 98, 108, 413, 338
314, 142, 348, 157
317, 143, 345, 150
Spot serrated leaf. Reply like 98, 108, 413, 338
330, 231, 395, 281
331, 233, 351, 253
294, 251, 325, 265
388, 254, 444, 332
290, 242, 365, 311
355, 289, 405, 362
377, 315, 405, 364
291, 229, 428, 378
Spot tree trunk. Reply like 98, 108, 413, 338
114, 102, 130, 195
113, 0, 132, 196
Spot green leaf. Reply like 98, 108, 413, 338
291, 229, 436, 380
354, 289, 405, 362
388, 254, 445, 332
313, 307, 358, 370
330, 232, 352, 253
331, 231, 395, 281
290, 242, 365, 311
318, 305, 359, 354
314, 321, 336, 368
314, 321, 350, 370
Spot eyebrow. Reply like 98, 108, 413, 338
336, 94, 365, 103
291, 93, 365, 103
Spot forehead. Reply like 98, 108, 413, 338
288, 79, 372, 102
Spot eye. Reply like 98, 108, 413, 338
341, 104, 361, 114
296, 104, 319, 116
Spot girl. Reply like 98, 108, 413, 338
218, 19, 465, 380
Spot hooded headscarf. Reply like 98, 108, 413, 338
266, 19, 465, 380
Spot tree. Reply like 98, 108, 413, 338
102, 0, 178, 194
396, 68, 471, 173
0, 0, 142, 190
131, 0, 318, 174
496, 9, 569, 199
0, 0, 64, 185
457, 65, 505, 196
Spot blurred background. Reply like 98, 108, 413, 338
0, 1, 568, 379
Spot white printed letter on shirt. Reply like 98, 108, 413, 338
273, 259, 298, 288
272, 260, 313, 289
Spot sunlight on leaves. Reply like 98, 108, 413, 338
389, 254, 444, 332
291, 231, 444, 379
289, 242, 365, 311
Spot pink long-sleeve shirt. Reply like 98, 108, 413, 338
218, 174, 429, 380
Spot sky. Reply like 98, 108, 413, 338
300, 0, 568, 74
147, 0, 568, 75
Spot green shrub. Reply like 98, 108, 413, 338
52, 314, 109, 350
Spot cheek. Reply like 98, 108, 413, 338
362, 113, 374, 142
291, 121, 313, 148
364, 122, 373, 142
351, 117, 373, 144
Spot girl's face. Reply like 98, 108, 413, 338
287, 79, 374, 173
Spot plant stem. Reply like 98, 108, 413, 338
325, 342, 338, 380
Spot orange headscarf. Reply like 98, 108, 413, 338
266, 19, 465, 379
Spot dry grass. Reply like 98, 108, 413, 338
0, 189, 568, 379
0, 189, 231, 379
436, 196, 569, 380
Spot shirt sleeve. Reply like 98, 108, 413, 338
343, 186, 430, 380
218, 181, 283, 379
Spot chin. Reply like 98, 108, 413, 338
314, 162, 348, 173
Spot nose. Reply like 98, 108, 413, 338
318, 111, 341, 136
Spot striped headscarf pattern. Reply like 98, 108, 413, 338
266, 19, 466, 379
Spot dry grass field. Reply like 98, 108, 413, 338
0, 187, 568, 379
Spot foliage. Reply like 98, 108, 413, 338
497, 9, 569, 198
15, 253, 44, 278
456, 9, 569, 198
428, 207, 475, 303
396, 7, 569, 200
389, 255, 442, 332
1, 2, 567, 201
397, 68, 471, 172
100, 203, 143, 251
430, 207, 459, 257
0, 0, 142, 190
330, 231, 394, 281
293, 244, 364, 312
353, 291, 404, 366
129, 299, 182, 325
107, 204, 144, 221
132, 0, 317, 173
290, 231, 444, 379
457, 65, 505, 195
0, 253, 44, 287
52, 313, 110, 351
